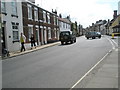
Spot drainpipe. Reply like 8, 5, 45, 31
0, 0, 2, 58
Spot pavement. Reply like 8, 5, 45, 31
6, 41, 61, 59
2, 40, 119, 88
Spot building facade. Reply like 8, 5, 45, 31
22, 1, 59, 49
58, 16, 71, 32
1, 0, 23, 52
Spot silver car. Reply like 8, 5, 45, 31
85, 31, 101, 39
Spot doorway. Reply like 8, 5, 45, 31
1, 24, 6, 49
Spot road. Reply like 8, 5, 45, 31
2, 36, 113, 88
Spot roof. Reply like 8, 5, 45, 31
58, 17, 71, 24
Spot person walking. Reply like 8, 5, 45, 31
30, 34, 36, 49
20, 33, 26, 52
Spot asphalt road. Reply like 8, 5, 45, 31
2, 36, 113, 88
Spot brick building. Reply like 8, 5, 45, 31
22, 1, 59, 48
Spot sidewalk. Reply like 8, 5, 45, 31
8, 42, 60, 58
75, 48, 118, 88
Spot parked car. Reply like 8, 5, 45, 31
59, 31, 76, 45
85, 31, 101, 39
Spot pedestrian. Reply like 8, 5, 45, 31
30, 34, 36, 49
20, 33, 26, 52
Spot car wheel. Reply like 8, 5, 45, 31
74, 39, 76, 42
92, 37, 95, 39
87, 37, 89, 39
61, 41, 64, 45
99, 36, 101, 39
70, 40, 73, 44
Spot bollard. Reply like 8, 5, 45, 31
112, 33, 114, 39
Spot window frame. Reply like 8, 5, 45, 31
12, 22, 19, 42
47, 13, 51, 24
34, 7, 38, 21
11, 0, 17, 16
1, 0, 6, 13
48, 27, 51, 39
27, 4, 33, 20
43, 11, 46, 23
28, 24, 33, 41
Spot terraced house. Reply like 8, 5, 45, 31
22, 0, 59, 49
1, 0, 59, 52
1, 0, 23, 52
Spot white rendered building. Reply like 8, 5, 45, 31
1, 0, 23, 52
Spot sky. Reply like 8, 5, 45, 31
35, 0, 120, 28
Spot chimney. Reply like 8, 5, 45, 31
28, 0, 35, 3
52, 9, 57, 14
52, 9, 53, 13
113, 10, 117, 19
59, 14, 62, 18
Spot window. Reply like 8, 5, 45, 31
34, 7, 38, 21
1, 0, 6, 13
61, 22, 63, 28
66, 24, 68, 29
59, 22, 61, 28
28, 25, 33, 41
47, 13, 51, 24
48, 28, 51, 39
12, 22, 19, 42
56, 18, 58, 26
43, 11, 46, 23
54, 29, 57, 38
28, 4, 32, 19
68, 25, 70, 29
63, 22, 65, 28
11, 0, 17, 15
54, 16, 56, 25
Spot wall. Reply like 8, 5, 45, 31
1, 1, 23, 52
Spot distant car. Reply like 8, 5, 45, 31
59, 31, 76, 45
85, 31, 101, 39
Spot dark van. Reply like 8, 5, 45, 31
59, 31, 76, 45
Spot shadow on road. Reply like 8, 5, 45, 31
58, 43, 74, 46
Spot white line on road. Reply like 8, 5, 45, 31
70, 37, 115, 89
107, 38, 115, 50
70, 49, 112, 89
111, 39, 118, 47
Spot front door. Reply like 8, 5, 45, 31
44, 29, 47, 44
1, 26, 6, 49
36, 29, 40, 45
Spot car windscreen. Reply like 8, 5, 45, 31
60, 32, 70, 36
97, 32, 101, 34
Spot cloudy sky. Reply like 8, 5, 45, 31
35, 0, 119, 28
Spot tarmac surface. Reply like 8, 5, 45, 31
74, 48, 118, 88
2, 38, 119, 89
